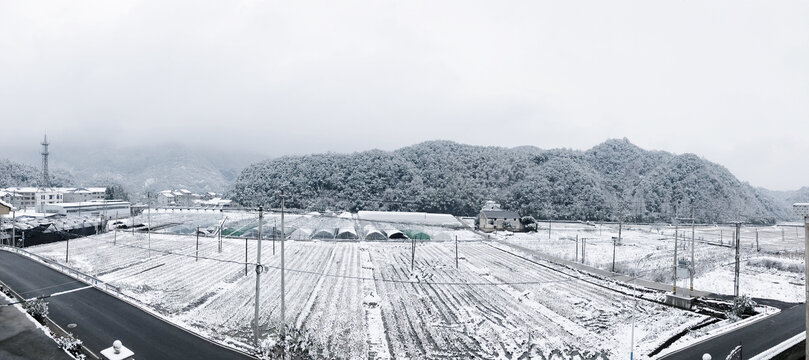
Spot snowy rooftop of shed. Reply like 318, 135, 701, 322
480, 210, 520, 219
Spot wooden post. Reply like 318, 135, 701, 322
196, 226, 200, 261
455, 236, 458, 269
582, 238, 586, 264
734, 223, 741, 297
411, 236, 415, 272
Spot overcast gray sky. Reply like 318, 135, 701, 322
1, 1, 807, 190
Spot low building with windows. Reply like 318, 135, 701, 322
42, 200, 131, 218
478, 209, 524, 232
62, 187, 107, 203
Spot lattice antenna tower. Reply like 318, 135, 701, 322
41, 134, 50, 188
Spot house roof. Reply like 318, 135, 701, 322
480, 210, 520, 219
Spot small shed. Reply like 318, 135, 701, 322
0, 199, 12, 215
478, 210, 524, 233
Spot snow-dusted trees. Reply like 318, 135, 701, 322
228, 139, 788, 223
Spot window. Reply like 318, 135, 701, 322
41, 195, 45, 200
49, 195, 54, 200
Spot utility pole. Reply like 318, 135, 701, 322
548, 220, 551, 239
253, 206, 263, 347
218, 226, 222, 253
791, 203, 809, 360
575, 234, 579, 262
755, 228, 760, 252
734, 222, 741, 297
673, 214, 679, 294
245, 237, 248, 276
455, 235, 458, 269
196, 226, 200, 261
66, 231, 70, 263
411, 236, 415, 271
612, 222, 621, 272
148, 193, 151, 258
280, 191, 286, 348
272, 224, 276, 256
12, 210, 16, 247
582, 238, 586, 264
690, 209, 695, 293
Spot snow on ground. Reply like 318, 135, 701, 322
27, 229, 703, 359
494, 222, 805, 303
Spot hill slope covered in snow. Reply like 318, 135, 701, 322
230, 139, 798, 224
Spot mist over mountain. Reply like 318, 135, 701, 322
230, 139, 803, 224
760, 187, 809, 216
0, 143, 264, 195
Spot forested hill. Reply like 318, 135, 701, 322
229, 139, 796, 224
0, 158, 75, 187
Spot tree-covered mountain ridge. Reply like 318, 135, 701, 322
227, 138, 802, 224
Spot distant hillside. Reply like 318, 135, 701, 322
760, 187, 809, 214
1, 144, 264, 195
230, 139, 798, 224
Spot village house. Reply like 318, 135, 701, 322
477, 202, 524, 232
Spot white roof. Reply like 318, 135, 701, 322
1, 187, 39, 193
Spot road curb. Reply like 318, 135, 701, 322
654, 305, 783, 359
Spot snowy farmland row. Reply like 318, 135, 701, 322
495, 222, 806, 302
26, 230, 704, 359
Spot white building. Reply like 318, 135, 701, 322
0, 187, 111, 212
61, 187, 106, 203
478, 209, 524, 232
43, 200, 131, 218
0, 187, 64, 212
156, 191, 175, 206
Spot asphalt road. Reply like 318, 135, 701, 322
661, 299, 805, 360
0, 250, 254, 360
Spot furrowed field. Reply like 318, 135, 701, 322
26, 212, 710, 359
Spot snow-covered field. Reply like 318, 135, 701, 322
495, 222, 806, 302
27, 228, 706, 359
